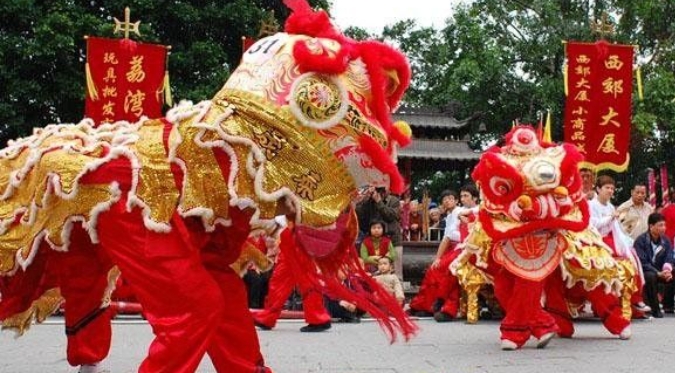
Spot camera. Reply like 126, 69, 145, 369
375, 187, 386, 194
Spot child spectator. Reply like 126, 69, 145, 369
360, 220, 396, 274
373, 257, 405, 306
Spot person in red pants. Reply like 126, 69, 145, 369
251, 218, 332, 333
95, 197, 272, 373
50, 224, 115, 373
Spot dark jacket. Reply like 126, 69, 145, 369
356, 194, 402, 246
633, 231, 675, 274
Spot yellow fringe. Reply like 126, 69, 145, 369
163, 71, 173, 107
543, 110, 552, 143
636, 66, 644, 101
85, 62, 99, 101
563, 63, 568, 97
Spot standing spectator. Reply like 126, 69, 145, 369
617, 183, 653, 241
359, 220, 396, 274
355, 186, 403, 279
373, 257, 405, 306
428, 207, 442, 241
661, 201, 675, 242
580, 167, 596, 200
408, 200, 423, 241
436, 190, 460, 232
633, 213, 675, 317
589, 175, 650, 314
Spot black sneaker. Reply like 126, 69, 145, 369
300, 322, 332, 332
254, 321, 273, 330
433, 311, 453, 322
339, 316, 361, 324
653, 311, 664, 318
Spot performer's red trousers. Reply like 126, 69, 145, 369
49, 224, 114, 367
493, 269, 558, 347
252, 242, 331, 328
409, 247, 461, 316
544, 269, 629, 338
96, 199, 271, 373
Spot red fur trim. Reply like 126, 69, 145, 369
292, 42, 354, 74
358, 135, 405, 194
283, 0, 340, 39
283, 209, 417, 342
356, 41, 411, 147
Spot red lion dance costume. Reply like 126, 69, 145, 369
0, 1, 416, 372
452, 126, 633, 350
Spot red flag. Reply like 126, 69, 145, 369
661, 164, 670, 207
564, 41, 633, 172
85, 37, 168, 125
648, 168, 657, 208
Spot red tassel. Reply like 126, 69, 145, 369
283, 210, 418, 342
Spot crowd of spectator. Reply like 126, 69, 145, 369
244, 172, 675, 331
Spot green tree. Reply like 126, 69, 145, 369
0, 0, 328, 143
373, 1, 675, 202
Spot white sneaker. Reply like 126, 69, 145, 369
501, 339, 518, 350
619, 326, 632, 340
536, 332, 555, 349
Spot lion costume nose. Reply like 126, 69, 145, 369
517, 195, 533, 210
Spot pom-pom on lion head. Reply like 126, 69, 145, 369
472, 125, 588, 240
216, 0, 411, 194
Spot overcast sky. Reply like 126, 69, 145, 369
330, 0, 464, 33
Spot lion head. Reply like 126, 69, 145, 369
215, 0, 411, 195
472, 126, 589, 240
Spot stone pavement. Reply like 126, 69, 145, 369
2, 315, 674, 373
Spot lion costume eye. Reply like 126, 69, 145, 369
489, 176, 514, 197
288, 72, 350, 129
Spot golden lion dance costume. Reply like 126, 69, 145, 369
0, 1, 417, 372
453, 125, 633, 350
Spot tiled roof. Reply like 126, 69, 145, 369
398, 139, 481, 160
393, 112, 470, 129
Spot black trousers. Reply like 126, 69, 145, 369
643, 271, 675, 313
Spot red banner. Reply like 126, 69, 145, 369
563, 41, 633, 172
661, 164, 670, 207
85, 37, 168, 125
648, 168, 657, 208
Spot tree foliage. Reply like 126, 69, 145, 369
0, 0, 328, 143
374, 0, 675, 202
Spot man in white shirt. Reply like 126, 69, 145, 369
588, 175, 649, 314
617, 183, 653, 241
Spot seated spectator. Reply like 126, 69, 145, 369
359, 220, 396, 274
373, 257, 405, 306
633, 212, 675, 318
324, 268, 362, 323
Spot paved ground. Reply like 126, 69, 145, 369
2, 315, 674, 373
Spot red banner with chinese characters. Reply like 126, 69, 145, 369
85, 37, 168, 125
563, 41, 633, 172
